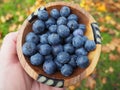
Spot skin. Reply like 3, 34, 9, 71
0, 32, 65, 90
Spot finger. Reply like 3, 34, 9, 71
0, 32, 18, 63
31, 81, 40, 90
40, 83, 53, 90
40, 83, 65, 90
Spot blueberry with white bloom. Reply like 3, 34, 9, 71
50, 9, 60, 19
60, 6, 70, 17
32, 20, 45, 34
30, 53, 44, 66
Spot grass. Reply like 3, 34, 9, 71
0, 0, 120, 90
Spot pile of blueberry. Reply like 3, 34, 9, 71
22, 6, 96, 77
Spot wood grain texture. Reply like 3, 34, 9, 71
17, 2, 101, 87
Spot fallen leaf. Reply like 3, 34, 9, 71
102, 77, 107, 84
96, 3, 107, 12
68, 85, 75, 90
16, 11, 20, 16
116, 24, 120, 30
106, 43, 116, 51
5, 13, 13, 21
117, 46, 120, 54
17, 24, 22, 30
86, 76, 96, 90
0, 16, 6, 23
102, 45, 111, 53
100, 26, 108, 32
105, 70, 109, 73
18, 15, 24, 22
109, 67, 114, 73
98, 17, 105, 23
9, 24, 17, 32
109, 53, 119, 61
108, 29, 115, 35
105, 15, 112, 21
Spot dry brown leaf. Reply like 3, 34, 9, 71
86, 76, 96, 90
102, 77, 107, 84
0, 16, 6, 23
9, 24, 17, 32
100, 26, 108, 32
117, 46, 120, 54
17, 24, 22, 30
108, 29, 115, 35
68, 85, 75, 90
5, 13, 13, 21
18, 15, 24, 22
116, 24, 120, 30
109, 67, 114, 73
106, 43, 116, 51
102, 45, 111, 53
98, 17, 105, 23
3, 0, 10, 3
109, 53, 119, 61
16, 11, 21, 16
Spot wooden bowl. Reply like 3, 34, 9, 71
17, 2, 101, 88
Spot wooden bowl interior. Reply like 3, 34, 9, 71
21, 4, 94, 80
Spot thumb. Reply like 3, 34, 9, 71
0, 32, 18, 64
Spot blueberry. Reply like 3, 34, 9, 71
52, 45, 63, 56
39, 44, 52, 55
40, 33, 48, 44
45, 55, 53, 61
67, 20, 78, 30
38, 10, 49, 21
60, 6, 70, 17
22, 42, 36, 56
43, 60, 57, 74
32, 20, 45, 34
57, 25, 70, 38
57, 16, 67, 25
54, 59, 63, 71
56, 52, 70, 64
49, 25, 57, 33
73, 29, 84, 36
78, 24, 86, 33
84, 40, 96, 51
48, 33, 61, 45
75, 47, 88, 56
76, 56, 89, 68
45, 17, 56, 28
82, 36, 88, 43
61, 64, 73, 76
69, 55, 77, 68
72, 36, 84, 48
64, 43, 75, 54
65, 34, 73, 43
25, 32, 39, 44
30, 53, 44, 66
68, 14, 78, 21
50, 9, 60, 19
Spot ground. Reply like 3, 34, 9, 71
0, 0, 120, 90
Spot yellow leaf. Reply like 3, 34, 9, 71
68, 85, 75, 90
0, 16, 6, 23
109, 67, 114, 73
97, 3, 107, 12
105, 15, 112, 21
18, 15, 24, 22
9, 24, 17, 32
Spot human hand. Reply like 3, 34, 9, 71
0, 32, 65, 90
